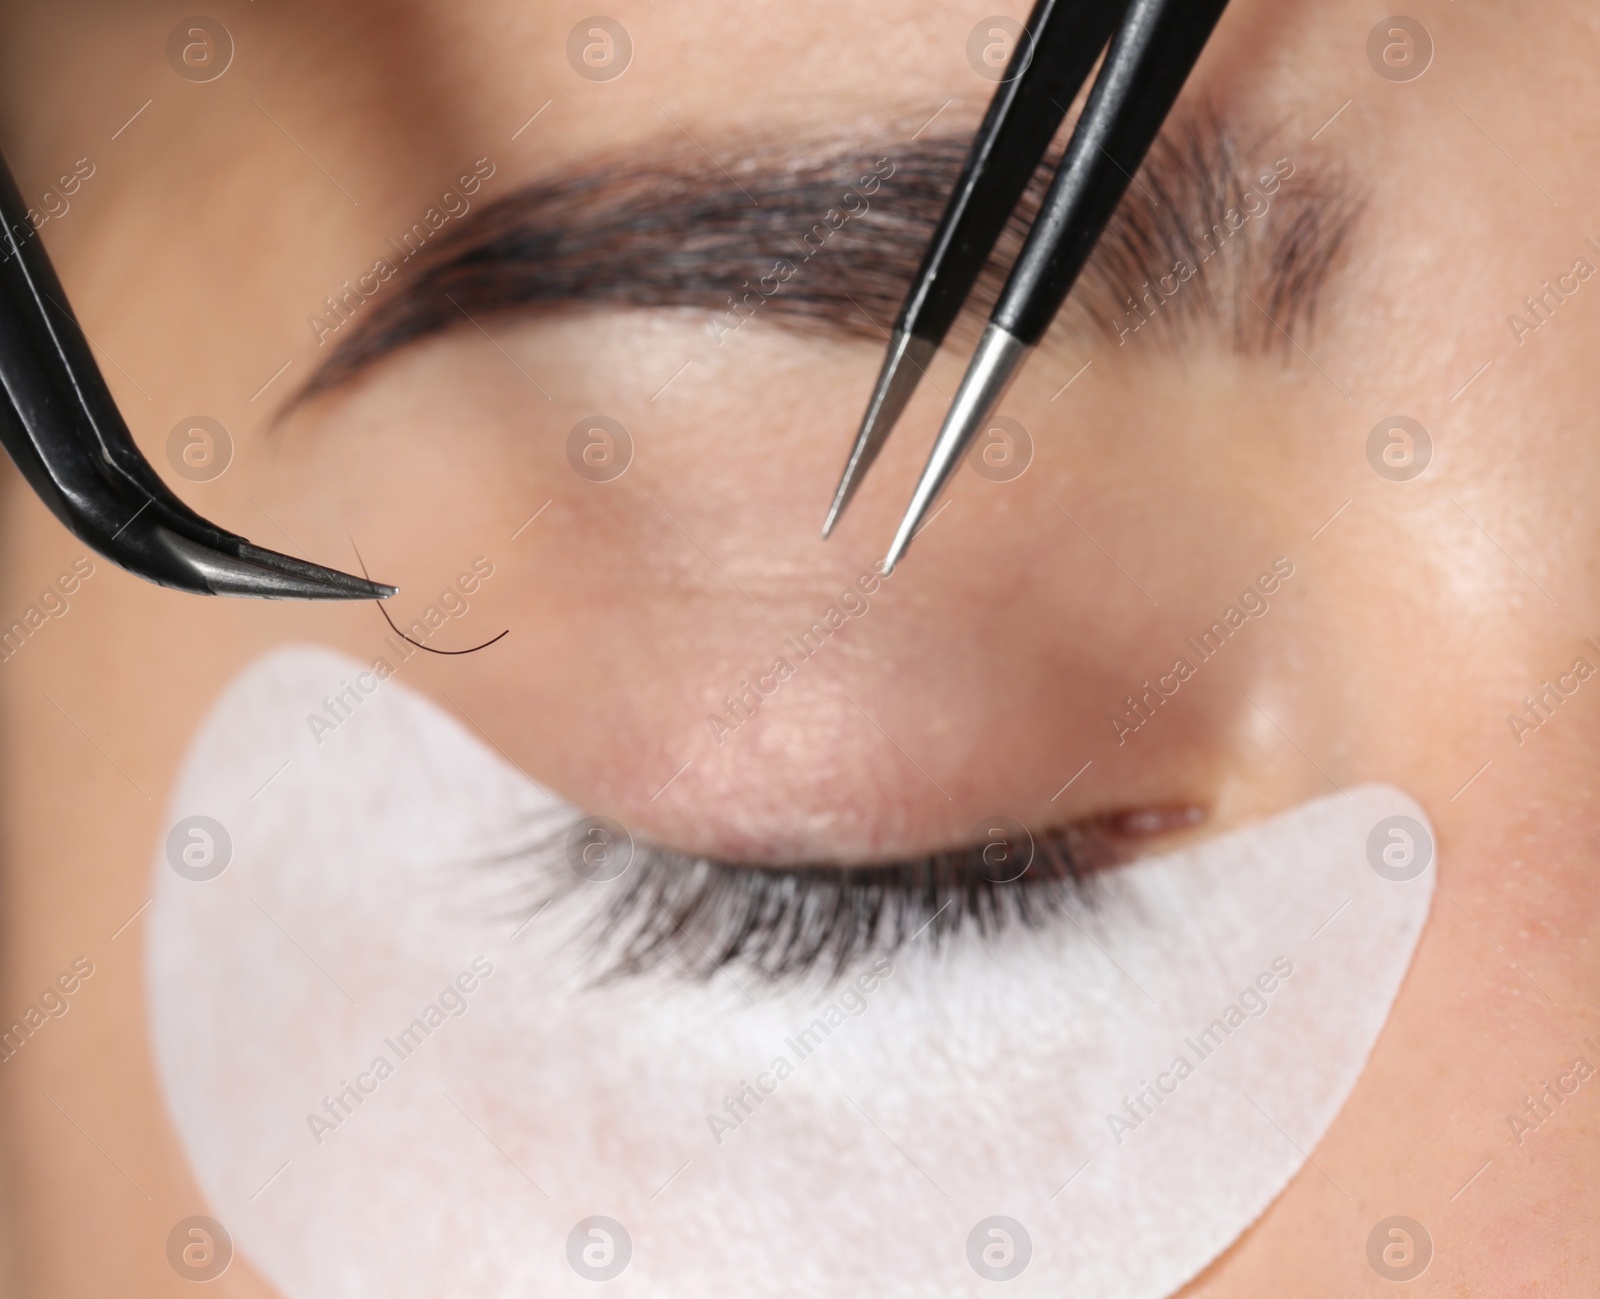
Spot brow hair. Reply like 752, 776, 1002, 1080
291, 108, 1362, 407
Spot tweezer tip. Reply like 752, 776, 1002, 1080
883, 323, 1031, 572
823, 330, 938, 538
820, 493, 852, 539
209, 538, 399, 600
881, 522, 915, 576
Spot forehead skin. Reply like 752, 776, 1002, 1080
0, 0, 1597, 1294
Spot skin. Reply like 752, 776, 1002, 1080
0, 0, 1596, 1293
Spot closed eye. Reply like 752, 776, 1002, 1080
489, 808, 1200, 986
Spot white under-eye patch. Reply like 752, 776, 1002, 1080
147, 646, 1434, 1298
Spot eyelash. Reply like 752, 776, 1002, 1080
492, 821, 1113, 985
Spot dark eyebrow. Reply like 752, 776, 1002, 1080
291, 108, 1362, 408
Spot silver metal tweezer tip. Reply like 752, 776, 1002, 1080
822, 329, 938, 538
882, 323, 1031, 573
138, 526, 399, 600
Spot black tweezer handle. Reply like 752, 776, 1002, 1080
899, 0, 1132, 346
0, 148, 393, 599
0, 163, 210, 547
994, 0, 1231, 346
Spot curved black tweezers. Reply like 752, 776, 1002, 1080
0, 150, 394, 600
